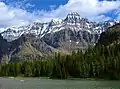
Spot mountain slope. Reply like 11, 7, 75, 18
97, 23, 120, 46
42, 13, 118, 50
0, 34, 9, 63
8, 34, 60, 62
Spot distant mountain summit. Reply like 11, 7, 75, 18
64, 12, 82, 24
0, 12, 120, 62
1, 12, 118, 42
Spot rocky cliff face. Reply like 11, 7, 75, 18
42, 12, 118, 50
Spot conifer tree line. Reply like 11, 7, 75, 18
0, 44, 120, 80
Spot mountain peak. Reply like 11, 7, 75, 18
68, 12, 80, 16
50, 18, 62, 25
64, 12, 82, 24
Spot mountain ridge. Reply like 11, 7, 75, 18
0, 12, 120, 62
1, 12, 119, 42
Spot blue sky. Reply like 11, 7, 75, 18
0, 0, 120, 31
2, 0, 68, 11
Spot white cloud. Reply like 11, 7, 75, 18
39, 0, 120, 22
0, 0, 120, 31
0, 2, 39, 28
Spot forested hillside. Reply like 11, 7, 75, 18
0, 23, 120, 80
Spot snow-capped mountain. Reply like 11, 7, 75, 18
0, 12, 119, 43
0, 12, 120, 62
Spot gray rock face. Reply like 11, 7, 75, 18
42, 26, 99, 51
8, 34, 58, 62
42, 12, 118, 50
